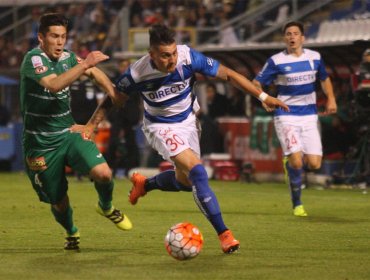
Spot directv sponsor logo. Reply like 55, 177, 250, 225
285, 73, 315, 84
147, 82, 187, 100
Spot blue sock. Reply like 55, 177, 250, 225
145, 170, 191, 192
286, 162, 303, 207
189, 164, 227, 235
94, 181, 113, 210
51, 205, 78, 235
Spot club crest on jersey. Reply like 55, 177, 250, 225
284, 66, 292, 72
63, 64, 69, 71
31, 56, 43, 68
26, 156, 47, 171
35, 66, 48, 74
206, 57, 213, 66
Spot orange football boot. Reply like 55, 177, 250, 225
129, 172, 147, 205
218, 229, 240, 253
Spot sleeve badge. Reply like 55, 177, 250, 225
35, 65, 48, 74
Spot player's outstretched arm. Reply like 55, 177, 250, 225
216, 64, 289, 112
39, 51, 109, 93
252, 79, 275, 112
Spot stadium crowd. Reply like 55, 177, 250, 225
0, 0, 253, 68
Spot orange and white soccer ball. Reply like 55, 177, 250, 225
164, 222, 203, 260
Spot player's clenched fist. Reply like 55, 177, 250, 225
83, 51, 110, 69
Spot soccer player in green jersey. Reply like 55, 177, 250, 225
19, 13, 132, 250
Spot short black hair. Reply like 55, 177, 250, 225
38, 13, 69, 35
149, 24, 176, 48
283, 21, 304, 35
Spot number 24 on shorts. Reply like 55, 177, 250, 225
285, 134, 297, 150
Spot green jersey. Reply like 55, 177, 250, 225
20, 48, 80, 151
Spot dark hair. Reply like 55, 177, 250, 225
149, 24, 176, 48
283, 21, 304, 35
38, 13, 69, 35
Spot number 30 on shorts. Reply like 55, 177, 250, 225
165, 134, 185, 152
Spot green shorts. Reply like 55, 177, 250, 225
24, 132, 106, 204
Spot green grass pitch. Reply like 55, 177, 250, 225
1, 172, 370, 280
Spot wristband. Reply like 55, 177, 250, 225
258, 92, 268, 102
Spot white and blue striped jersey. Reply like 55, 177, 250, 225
255, 48, 328, 117
115, 45, 220, 123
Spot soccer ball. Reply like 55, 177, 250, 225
164, 222, 203, 261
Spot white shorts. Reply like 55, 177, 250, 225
142, 112, 201, 163
274, 115, 322, 156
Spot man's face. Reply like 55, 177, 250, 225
363, 53, 370, 63
38, 25, 67, 60
284, 26, 304, 52
206, 85, 216, 101
150, 42, 178, 73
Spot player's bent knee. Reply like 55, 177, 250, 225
307, 162, 321, 170
289, 161, 303, 169
90, 164, 112, 183
52, 195, 69, 212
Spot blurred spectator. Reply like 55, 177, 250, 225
114, 59, 131, 82
28, 6, 41, 48
198, 83, 227, 155
358, 48, 370, 88
2, 40, 23, 68
76, 42, 91, 59
249, 99, 275, 154
226, 87, 246, 116
108, 58, 141, 177
0, 104, 12, 171
218, 1, 240, 45
318, 85, 355, 159
196, 4, 215, 27
70, 78, 105, 125
17, 39, 31, 57
89, 10, 109, 50
174, 6, 190, 44
69, 4, 90, 38
233, 0, 249, 16
131, 13, 145, 27
205, 83, 228, 118
0, 36, 6, 67
354, 49, 370, 113
0, 104, 10, 126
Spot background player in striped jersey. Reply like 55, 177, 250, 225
19, 13, 132, 250
111, 24, 289, 254
253, 21, 337, 217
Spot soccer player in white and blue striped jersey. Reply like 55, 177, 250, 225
253, 21, 337, 217
114, 24, 289, 254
